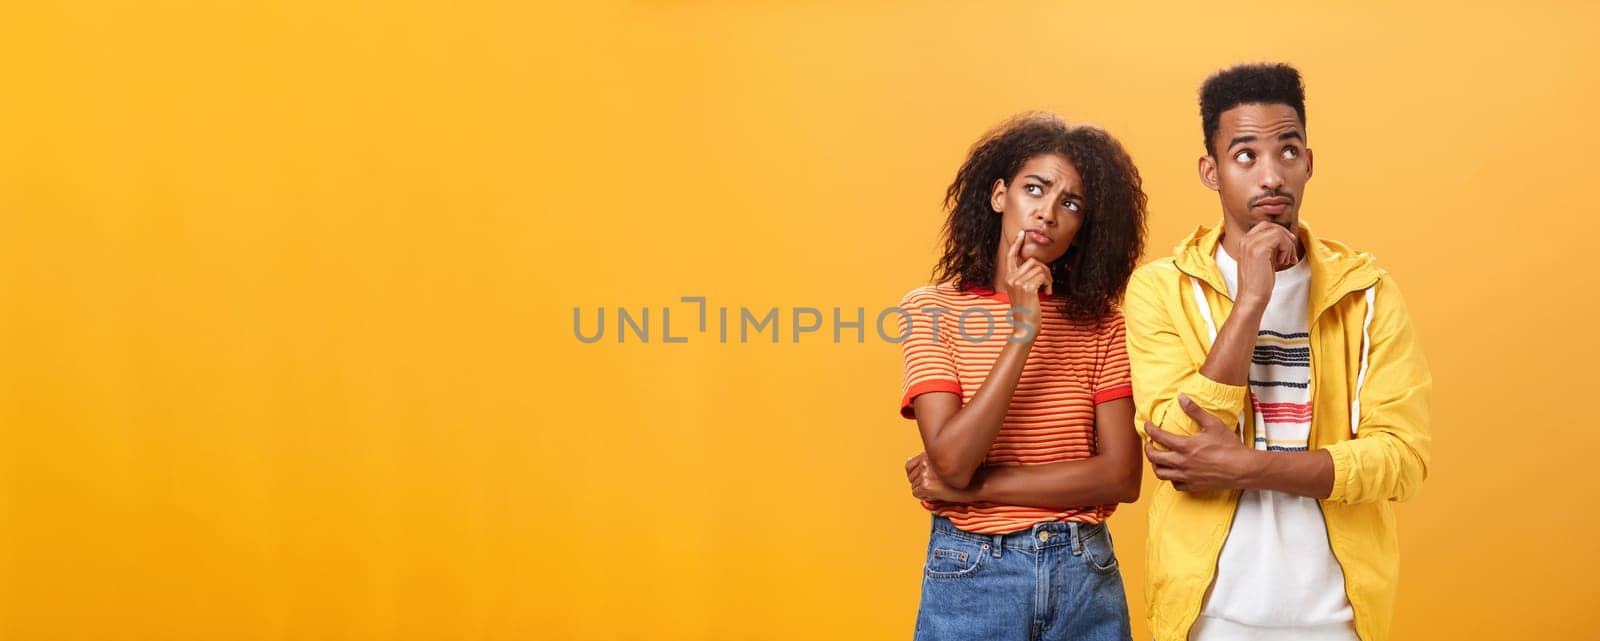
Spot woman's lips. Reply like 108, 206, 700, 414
1026, 229, 1052, 244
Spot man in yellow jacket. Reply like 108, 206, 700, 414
1125, 63, 1431, 641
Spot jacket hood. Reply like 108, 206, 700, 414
1170, 219, 1385, 319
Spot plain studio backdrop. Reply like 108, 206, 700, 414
1, 2, 1596, 640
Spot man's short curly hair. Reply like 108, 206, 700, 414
1200, 63, 1306, 155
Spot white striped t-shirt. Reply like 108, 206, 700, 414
1191, 244, 1355, 641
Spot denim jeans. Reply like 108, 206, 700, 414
913, 515, 1132, 641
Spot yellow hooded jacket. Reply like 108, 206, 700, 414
1124, 220, 1432, 641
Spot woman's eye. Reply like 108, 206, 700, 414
1025, 184, 1043, 195
1234, 150, 1254, 163
1063, 201, 1080, 212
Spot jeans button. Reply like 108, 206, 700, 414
1039, 531, 1051, 542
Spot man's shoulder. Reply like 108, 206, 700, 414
1129, 257, 1184, 288
1121, 259, 1189, 325
1307, 232, 1390, 285
1311, 233, 1375, 262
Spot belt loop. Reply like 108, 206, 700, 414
1070, 522, 1083, 555
991, 533, 1003, 558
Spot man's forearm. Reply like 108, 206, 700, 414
1213, 295, 1334, 499
1238, 449, 1335, 499
1198, 298, 1265, 387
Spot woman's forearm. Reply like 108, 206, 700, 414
922, 338, 1034, 488
968, 458, 1140, 509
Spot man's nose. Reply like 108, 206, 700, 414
1260, 164, 1284, 192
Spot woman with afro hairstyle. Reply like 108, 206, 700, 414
898, 111, 1147, 641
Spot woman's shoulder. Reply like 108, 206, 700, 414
1088, 307, 1127, 340
1053, 307, 1126, 339
897, 282, 973, 308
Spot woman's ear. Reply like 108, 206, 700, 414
990, 178, 1007, 213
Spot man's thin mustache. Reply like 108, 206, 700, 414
1248, 190, 1295, 207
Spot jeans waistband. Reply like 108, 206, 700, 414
930, 515, 1103, 554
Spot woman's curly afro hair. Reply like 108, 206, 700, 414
933, 111, 1147, 324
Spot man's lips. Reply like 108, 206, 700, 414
1252, 196, 1292, 214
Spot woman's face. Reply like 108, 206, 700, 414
989, 152, 1085, 266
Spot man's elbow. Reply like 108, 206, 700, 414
1390, 457, 1428, 503
1376, 437, 1430, 503
1335, 443, 1428, 504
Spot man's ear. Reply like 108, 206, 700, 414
1304, 147, 1314, 181
990, 178, 1007, 213
1198, 154, 1220, 192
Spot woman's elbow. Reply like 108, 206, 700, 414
1112, 470, 1142, 504
1106, 457, 1142, 503
929, 454, 975, 490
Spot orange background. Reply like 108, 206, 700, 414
2, 2, 1597, 639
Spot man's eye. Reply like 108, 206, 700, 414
1282, 147, 1299, 159
1025, 185, 1043, 195
1234, 150, 1254, 163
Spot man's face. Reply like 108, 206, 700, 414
1199, 102, 1313, 233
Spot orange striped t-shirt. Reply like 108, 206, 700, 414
897, 283, 1132, 534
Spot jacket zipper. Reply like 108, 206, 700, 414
1177, 264, 1380, 640
1176, 274, 1247, 640
1308, 288, 1376, 641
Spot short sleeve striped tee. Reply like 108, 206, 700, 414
897, 283, 1133, 534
